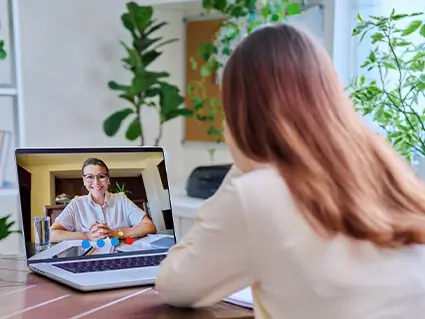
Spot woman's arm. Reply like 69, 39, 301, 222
50, 222, 88, 242
49, 201, 79, 242
155, 165, 254, 308
112, 215, 157, 238
119, 197, 157, 238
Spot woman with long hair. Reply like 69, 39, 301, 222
156, 23, 425, 318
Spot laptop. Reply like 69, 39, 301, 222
15, 146, 177, 291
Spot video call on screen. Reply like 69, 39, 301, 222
16, 150, 176, 262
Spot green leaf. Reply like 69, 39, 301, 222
371, 32, 384, 43
120, 41, 142, 69
0, 40, 6, 60
190, 57, 198, 70
197, 43, 214, 61
118, 93, 135, 104
108, 81, 132, 93
145, 21, 167, 37
286, 2, 301, 16
103, 108, 134, 137
130, 71, 169, 95
0, 215, 20, 240
191, 97, 204, 110
158, 82, 186, 122
127, 2, 153, 33
401, 20, 422, 36
121, 13, 136, 36
125, 116, 142, 141
200, 64, 212, 77
142, 50, 161, 67
144, 87, 161, 98
212, 0, 227, 12
369, 51, 376, 62
187, 83, 195, 94
151, 38, 179, 51
135, 37, 162, 52
392, 14, 408, 20
356, 13, 363, 22
420, 24, 425, 37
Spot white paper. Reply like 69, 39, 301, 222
90, 237, 113, 255
114, 234, 174, 253
224, 287, 253, 309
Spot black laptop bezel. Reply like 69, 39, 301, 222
14, 146, 176, 265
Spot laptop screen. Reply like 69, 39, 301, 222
15, 147, 176, 263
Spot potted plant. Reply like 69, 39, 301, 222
187, 0, 303, 161
349, 10, 425, 171
115, 182, 132, 196
104, 2, 193, 146
0, 215, 20, 241
184, 1, 303, 199
0, 40, 6, 60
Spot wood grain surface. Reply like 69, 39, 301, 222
0, 255, 254, 319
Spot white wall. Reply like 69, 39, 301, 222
16, 0, 231, 189
15, 0, 344, 189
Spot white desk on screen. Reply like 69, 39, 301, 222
28, 234, 174, 261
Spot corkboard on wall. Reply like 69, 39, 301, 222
184, 18, 225, 143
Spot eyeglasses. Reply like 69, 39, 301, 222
83, 174, 108, 183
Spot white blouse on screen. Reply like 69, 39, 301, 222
55, 192, 145, 232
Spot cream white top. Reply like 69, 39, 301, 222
156, 165, 425, 319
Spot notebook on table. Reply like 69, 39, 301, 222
224, 287, 253, 309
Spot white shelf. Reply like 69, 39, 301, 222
0, 87, 18, 96
0, 185, 19, 196
170, 184, 205, 219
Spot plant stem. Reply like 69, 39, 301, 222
377, 63, 425, 155
155, 121, 164, 146
383, 29, 425, 151
136, 106, 144, 146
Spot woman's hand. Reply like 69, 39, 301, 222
86, 222, 113, 241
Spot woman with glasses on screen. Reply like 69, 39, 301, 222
155, 23, 425, 318
50, 157, 157, 242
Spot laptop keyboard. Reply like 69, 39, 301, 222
53, 254, 166, 274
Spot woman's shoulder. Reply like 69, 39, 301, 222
230, 165, 299, 217
232, 165, 288, 193
71, 195, 89, 203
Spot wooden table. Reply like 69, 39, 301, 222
0, 255, 254, 319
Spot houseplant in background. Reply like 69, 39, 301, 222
0, 215, 20, 241
0, 22, 6, 60
0, 39, 6, 60
115, 182, 132, 196
104, 2, 193, 146
184, 1, 304, 199
187, 0, 303, 161
349, 10, 425, 169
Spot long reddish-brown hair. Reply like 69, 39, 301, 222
222, 23, 425, 248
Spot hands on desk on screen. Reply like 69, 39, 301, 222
86, 221, 114, 241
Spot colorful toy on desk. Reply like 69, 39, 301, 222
125, 236, 134, 245
97, 239, 105, 247
111, 237, 119, 247
82, 240, 91, 249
